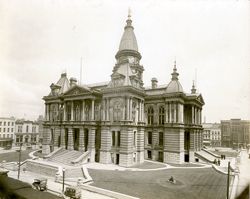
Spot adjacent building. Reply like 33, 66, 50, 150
15, 120, 40, 148
0, 117, 15, 149
221, 119, 250, 148
42, 14, 205, 166
202, 123, 221, 147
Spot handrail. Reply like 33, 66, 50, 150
44, 147, 63, 159
71, 151, 90, 164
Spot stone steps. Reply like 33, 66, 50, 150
48, 149, 84, 165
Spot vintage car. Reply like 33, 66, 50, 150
63, 186, 81, 199
31, 177, 47, 191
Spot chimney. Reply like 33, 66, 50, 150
70, 77, 77, 87
151, 78, 158, 89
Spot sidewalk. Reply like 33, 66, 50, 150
8, 170, 113, 199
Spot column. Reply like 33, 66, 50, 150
71, 101, 74, 121
79, 128, 84, 151
63, 102, 67, 121
91, 99, 95, 121
176, 102, 179, 123
126, 97, 129, 120
191, 106, 194, 124
45, 104, 47, 121
102, 99, 105, 121
60, 128, 65, 148
68, 128, 73, 150
165, 102, 168, 123
130, 97, 133, 121
88, 128, 96, 162
82, 100, 85, 121
169, 102, 172, 123
107, 98, 110, 121
138, 100, 141, 122
173, 102, 176, 123
200, 109, 202, 124
142, 100, 145, 122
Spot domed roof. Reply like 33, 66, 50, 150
166, 61, 183, 93
118, 18, 138, 52
166, 80, 183, 93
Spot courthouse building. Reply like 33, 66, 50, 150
42, 14, 205, 166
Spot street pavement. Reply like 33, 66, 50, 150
236, 149, 250, 197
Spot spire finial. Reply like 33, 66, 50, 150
191, 80, 196, 94
171, 60, 179, 80
128, 7, 132, 20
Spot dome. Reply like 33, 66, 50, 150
166, 61, 183, 93
166, 80, 183, 93
56, 73, 70, 94
118, 19, 138, 52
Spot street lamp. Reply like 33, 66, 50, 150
62, 168, 65, 192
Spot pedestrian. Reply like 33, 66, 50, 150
218, 159, 220, 166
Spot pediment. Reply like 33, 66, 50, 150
197, 94, 205, 105
63, 85, 92, 96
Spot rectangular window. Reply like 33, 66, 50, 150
12, 122, 14, 126
159, 132, 163, 146
8, 122, 10, 126
0, 128, 1, 132
3, 134, 5, 138
18, 126, 22, 133
7, 128, 9, 132
148, 132, 152, 145
0, 122, 2, 125
11, 134, 13, 138
4, 122, 6, 126
112, 131, 116, 146
147, 150, 152, 159
117, 131, 121, 147
11, 128, 13, 132
3, 128, 5, 132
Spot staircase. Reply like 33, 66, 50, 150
48, 149, 86, 165
195, 149, 218, 163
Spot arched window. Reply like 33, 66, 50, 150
159, 106, 165, 125
147, 107, 154, 125
75, 103, 80, 121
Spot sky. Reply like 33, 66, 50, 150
0, 0, 249, 122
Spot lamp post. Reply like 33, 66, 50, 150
62, 168, 65, 192
16, 143, 22, 179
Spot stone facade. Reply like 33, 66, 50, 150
202, 123, 221, 147
42, 14, 205, 166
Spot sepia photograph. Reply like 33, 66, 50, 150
0, 0, 249, 198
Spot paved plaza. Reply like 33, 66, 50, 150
89, 167, 231, 199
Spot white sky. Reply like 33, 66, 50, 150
0, 0, 249, 122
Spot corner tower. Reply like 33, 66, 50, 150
100, 12, 145, 167
109, 12, 144, 89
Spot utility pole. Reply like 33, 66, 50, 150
17, 143, 22, 179
227, 161, 230, 199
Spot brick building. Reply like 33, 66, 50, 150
221, 119, 250, 148
0, 117, 15, 149
42, 14, 205, 166
202, 123, 221, 147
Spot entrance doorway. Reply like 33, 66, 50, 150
116, 154, 119, 165
65, 129, 68, 150
84, 129, 89, 151
73, 129, 80, 151
158, 151, 163, 162
184, 131, 190, 162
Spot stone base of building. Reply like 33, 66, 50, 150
42, 144, 50, 155
119, 153, 133, 167
137, 151, 144, 163
99, 151, 111, 164
164, 151, 184, 164
189, 151, 195, 162
88, 148, 96, 162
